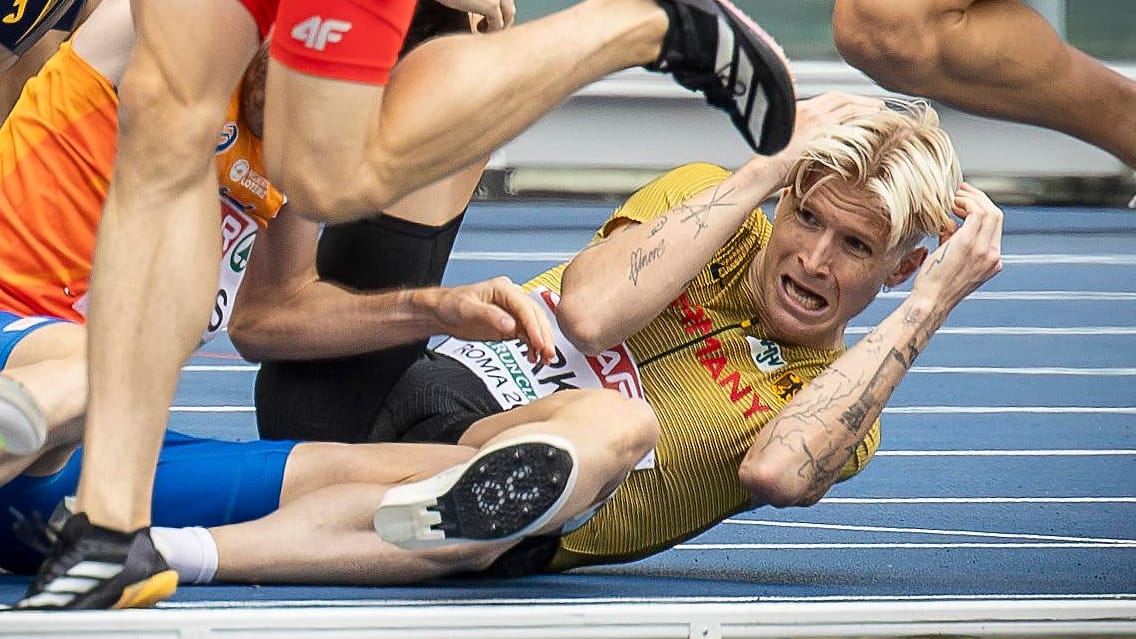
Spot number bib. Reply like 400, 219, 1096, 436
434, 287, 654, 469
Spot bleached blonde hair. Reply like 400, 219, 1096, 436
786, 99, 962, 250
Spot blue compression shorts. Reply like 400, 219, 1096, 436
0, 431, 298, 574
0, 311, 66, 368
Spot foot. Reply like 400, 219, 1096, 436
374, 435, 578, 550
15, 513, 178, 610
645, 0, 796, 154
0, 375, 47, 457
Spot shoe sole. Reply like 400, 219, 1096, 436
113, 570, 179, 609
711, 0, 796, 154
0, 375, 47, 456
374, 435, 578, 550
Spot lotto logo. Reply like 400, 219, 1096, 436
291, 16, 351, 51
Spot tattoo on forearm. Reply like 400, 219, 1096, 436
676, 185, 737, 239
627, 239, 666, 286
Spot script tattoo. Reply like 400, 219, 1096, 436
628, 240, 666, 286
648, 216, 668, 237
676, 184, 737, 239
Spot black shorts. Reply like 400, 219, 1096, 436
254, 212, 496, 443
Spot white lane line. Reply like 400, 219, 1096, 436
158, 592, 1136, 608
876, 291, 1136, 301
446, 251, 1136, 266
157, 592, 1136, 609
821, 497, 1136, 504
168, 405, 1136, 414
909, 366, 1136, 375
676, 542, 1136, 549
170, 406, 255, 412
876, 450, 1136, 456
181, 364, 1136, 375
884, 406, 1136, 414
847, 326, 1136, 335
721, 519, 1136, 544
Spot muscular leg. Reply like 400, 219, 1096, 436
76, 0, 260, 532
265, 0, 670, 220
0, 322, 86, 484
211, 389, 658, 584
832, 0, 1136, 167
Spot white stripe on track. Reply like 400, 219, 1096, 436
181, 364, 1136, 375
720, 519, 1136, 544
676, 542, 1136, 549
876, 290, 1136, 301
821, 497, 1136, 504
446, 251, 1136, 266
168, 405, 1136, 414
876, 449, 1136, 456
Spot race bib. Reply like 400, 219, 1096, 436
70, 197, 258, 347
204, 196, 258, 343
434, 287, 654, 470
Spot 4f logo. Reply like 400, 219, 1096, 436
291, 16, 351, 51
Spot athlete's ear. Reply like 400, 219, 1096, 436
886, 246, 927, 287
771, 187, 792, 220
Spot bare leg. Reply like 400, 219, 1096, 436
0, 323, 87, 484
265, 0, 669, 220
213, 389, 658, 584
76, 0, 260, 532
833, 0, 1136, 168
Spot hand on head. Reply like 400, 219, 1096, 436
767, 92, 888, 184
912, 182, 1004, 308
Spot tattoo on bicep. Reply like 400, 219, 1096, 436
676, 185, 737, 239
627, 239, 666, 286
648, 216, 668, 237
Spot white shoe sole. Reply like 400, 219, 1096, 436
374, 434, 579, 550
0, 375, 47, 456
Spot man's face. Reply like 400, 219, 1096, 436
752, 178, 923, 348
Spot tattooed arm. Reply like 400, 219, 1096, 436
558, 160, 784, 354
739, 184, 1005, 507
558, 93, 889, 355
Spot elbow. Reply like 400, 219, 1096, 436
556, 296, 616, 356
227, 304, 270, 363
738, 455, 814, 508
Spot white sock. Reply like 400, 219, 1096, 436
150, 526, 219, 584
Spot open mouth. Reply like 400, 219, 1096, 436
782, 275, 828, 312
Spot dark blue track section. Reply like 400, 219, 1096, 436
3, 203, 1133, 604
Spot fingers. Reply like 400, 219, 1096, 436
486, 277, 555, 364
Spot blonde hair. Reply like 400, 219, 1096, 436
786, 99, 961, 249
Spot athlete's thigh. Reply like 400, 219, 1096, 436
0, 313, 81, 370
151, 432, 298, 527
127, 0, 259, 112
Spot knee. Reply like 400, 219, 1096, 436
116, 71, 230, 177
832, 0, 938, 91
589, 390, 660, 467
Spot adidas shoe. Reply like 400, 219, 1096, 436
15, 513, 178, 610
374, 435, 578, 550
0, 375, 47, 457
646, 0, 796, 155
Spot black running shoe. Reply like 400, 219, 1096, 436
373, 435, 578, 550
15, 513, 178, 610
646, 0, 795, 155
